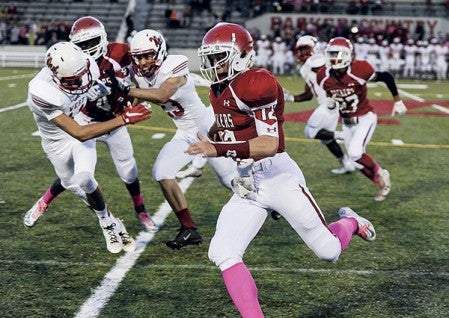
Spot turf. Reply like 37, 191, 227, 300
1, 68, 449, 318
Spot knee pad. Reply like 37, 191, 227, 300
304, 125, 317, 139
208, 248, 242, 271
71, 171, 98, 194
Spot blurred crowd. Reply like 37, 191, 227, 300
252, 33, 449, 80
0, 4, 71, 47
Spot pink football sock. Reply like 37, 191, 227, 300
42, 187, 57, 205
131, 194, 144, 207
328, 217, 358, 251
221, 262, 264, 318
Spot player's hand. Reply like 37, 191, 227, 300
121, 101, 152, 124
86, 80, 111, 101
283, 89, 294, 102
105, 69, 130, 95
187, 133, 217, 157
392, 100, 407, 116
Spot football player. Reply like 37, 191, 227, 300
284, 35, 354, 174
187, 22, 377, 317
316, 37, 407, 202
112, 29, 236, 249
26, 42, 151, 253
24, 16, 158, 233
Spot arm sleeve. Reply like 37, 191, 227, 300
373, 71, 399, 97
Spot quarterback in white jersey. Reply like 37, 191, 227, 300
26, 41, 151, 253
123, 29, 235, 249
284, 35, 354, 174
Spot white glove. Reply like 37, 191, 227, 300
325, 96, 336, 109
283, 89, 294, 102
392, 100, 407, 116
231, 159, 255, 198
86, 80, 111, 101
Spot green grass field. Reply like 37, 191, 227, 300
1, 67, 449, 318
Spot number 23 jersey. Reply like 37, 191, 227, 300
316, 60, 375, 118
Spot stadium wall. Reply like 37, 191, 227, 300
246, 13, 449, 40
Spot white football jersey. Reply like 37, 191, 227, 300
132, 55, 211, 131
27, 56, 100, 141
299, 53, 327, 105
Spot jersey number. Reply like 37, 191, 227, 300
161, 99, 185, 117
336, 94, 359, 115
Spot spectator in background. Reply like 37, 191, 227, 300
372, 0, 384, 15
347, 0, 359, 14
125, 10, 134, 38
360, 0, 370, 14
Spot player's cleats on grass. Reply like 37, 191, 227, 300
338, 207, 376, 242
116, 219, 136, 252
100, 216, 123, 253
176, 164, 203, 178
24, 197, 48, 228
166, 227, 203, 249
374, 169, 391, 202
136, 210, 159, 232
331, 156, 355, 175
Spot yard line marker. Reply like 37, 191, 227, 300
4, 259, 449, 279
432, 104, 449, 114
75, 177, 195, 318
0, 73, 36, 81
0, 102, 27, 112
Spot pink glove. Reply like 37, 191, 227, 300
121, 102, 152, 124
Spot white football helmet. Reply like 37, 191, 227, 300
130, 29, 167, 77
295, 35, 318, 63
198, 22, 255, 84
325, 37, 354, 70
45, 42, 93, 95
69, 16, 108, 61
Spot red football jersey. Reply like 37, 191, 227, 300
209, 68, 285, 154
316, 60, 376, 118
82, 42, 133, 121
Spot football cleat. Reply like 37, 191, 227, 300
374, 169, 391, 202
136, 210, 159, 233
176, 165, 203, 179
166, 227, 203, 249
331, 156, 355, 175
338, 207, 376, 242
24, 197, 48, 228
116, 219, 136, 252
99, 216, 123, 254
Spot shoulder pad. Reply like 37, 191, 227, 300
29, 79, 66, 108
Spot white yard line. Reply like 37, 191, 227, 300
432, 104, 449, 114
75, 177, 195, 318
0, 102, 27, 112
0, 73, 36, 81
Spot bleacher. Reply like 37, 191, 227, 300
141, 0, 448, 49
2, 0, 130, 41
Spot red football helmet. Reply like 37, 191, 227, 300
295, 35, 318, 63
198, 22, 255, 84
70, 16, 108, 61
325, 37, 354, 70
